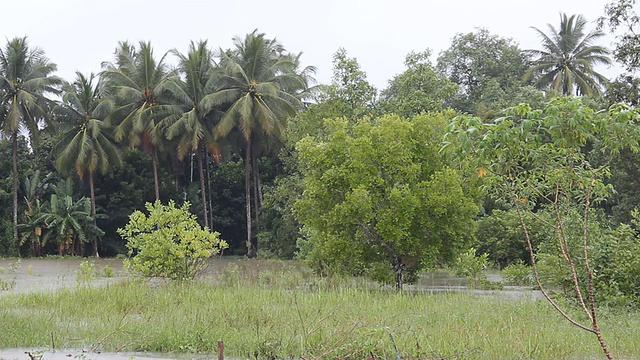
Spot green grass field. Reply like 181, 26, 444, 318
1, 259, 638, 359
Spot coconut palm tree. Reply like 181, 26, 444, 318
101, 41, 177, 200
525, 13, 612, 95
162, 40, 221, 227
54, 72, 122, 257
209, 30, 306, 258
0, 37, 61, 245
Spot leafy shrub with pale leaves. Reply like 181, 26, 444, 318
118, 200, 227, 281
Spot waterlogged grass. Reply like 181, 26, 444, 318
1, 260, 639, 359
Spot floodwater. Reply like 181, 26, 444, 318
0, 258, 126, 294
0, 258, 542, 360
0, 259, 188, 360
0, 348, 210, 360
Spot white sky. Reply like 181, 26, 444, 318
0, 0, 624, 90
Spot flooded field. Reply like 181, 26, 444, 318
0, 258, 543, 360
0, 258, 126, 294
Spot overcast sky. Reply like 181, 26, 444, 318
0, 0, 622, 90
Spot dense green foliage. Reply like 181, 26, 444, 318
295, 113, 479, 288
118, 200, 227, 280
379, 50, 457, 117
436, 29, 529, 117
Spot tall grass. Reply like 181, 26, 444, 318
1, 260, 639, 359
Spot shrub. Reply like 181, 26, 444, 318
118, 200, 227, 281
502, 262, 533, 286
76, 261, 96, 287
452, 248, 488, 288
102, 265, 115, 278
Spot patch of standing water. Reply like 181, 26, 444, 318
0, 348, 213, 360
0, 258, 126, 294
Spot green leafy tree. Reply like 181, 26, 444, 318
599, 0, 640, 71
526, 13, 612, 95
54, 72, 122, 257
599, 1, 640, 105
605, 74, 640, 105
379, 50, 457, 117
322, 48, 377, 119
210, 30, 305, 258
101, 41, 177, 201
437, 29, 529, 116
0, 36, 61, 245
446, 97, 640, 360
118, 200, 227, 281
295, 113, 478, 289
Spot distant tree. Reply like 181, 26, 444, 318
379, 50, 457, 117
54, 72, 122, 257
101, 41, 177, 201
599, 1, 640, 105
163, 40, 220, 227
209, 30, 306, 258
0, 37, 61, 245
437, 29, 529, 116
606, 74, 640, 105
598, 0, 640, 72
525, 13, 612, 95
322, 48, 377, 119
295, 113, 479, 289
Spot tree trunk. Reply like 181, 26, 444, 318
205, 150, 214, 229
245, 140, 255, 258
197, 145, 209, 228
89, 171, 99, 258
152, 148, 160, 201
252, 149, 260, 226
394, 256, 404, 291
11, 132, 18, 245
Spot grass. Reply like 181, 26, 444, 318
1, 259, 639, 359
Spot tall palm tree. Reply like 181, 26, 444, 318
162, 40, 221, 227
0, 37, 61, 244
54, 72, 122, 257
525, 13, 612, 95
101, 41, 176, 200
209, 30, 306, 258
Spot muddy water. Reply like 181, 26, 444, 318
0, 258, 126, 294
0, 348, 211, 360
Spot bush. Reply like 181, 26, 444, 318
76, 261, 96, 287
118, 200, 228, 281
452, 248, 488, 288
502, 262, 533, 286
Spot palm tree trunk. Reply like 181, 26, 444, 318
245, 140, 255, 258
152, 148, 160, 201
89, 171, 99, 258
197, 145, 209, 227
12, 132, 18, 245
205, 151, 214, 229
251, 148, 261, 253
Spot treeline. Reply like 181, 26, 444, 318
1, 4, 640, 290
